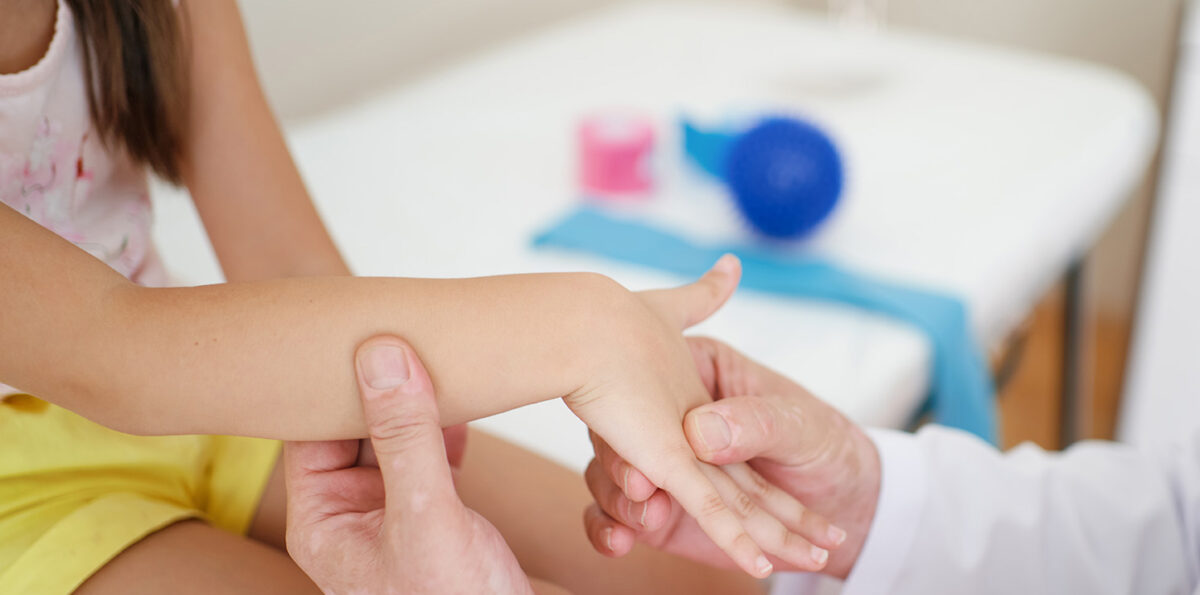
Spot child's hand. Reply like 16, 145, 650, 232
582, 337, 867, 578
563, 255, 834, 577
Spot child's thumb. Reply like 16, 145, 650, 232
637, 254, 741, 330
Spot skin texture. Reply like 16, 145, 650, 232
584, 337, 883, 580
0, 0, 56, 75
3, 0, 827, 585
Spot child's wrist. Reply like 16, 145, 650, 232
557, 273, 660, 400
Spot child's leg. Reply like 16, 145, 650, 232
75, 520, 318, 594
456, 430, 763, 595
246, 458, 288, 551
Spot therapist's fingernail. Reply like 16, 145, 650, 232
361, 345, 410, 390
604, 527, 614, 552
696, 412, 731, 452
828, 526, 847, 547
811, 546, 829, 567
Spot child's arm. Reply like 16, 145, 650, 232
1, 204, 820, 577
0, 202, 651, 438
177, 0, 351, 282
4, 3, 832, 573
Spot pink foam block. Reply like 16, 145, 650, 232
577, 112, 655, 197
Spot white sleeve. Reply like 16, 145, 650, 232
835, 426, 1200, 595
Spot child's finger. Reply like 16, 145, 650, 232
723, 462, 847, 551
585, 458, 673, 532
583, 503, 637, 557
637, 254, 741, 331
660, 456, 774, 578
700, 464, 831, 573
589, 431, 658, 502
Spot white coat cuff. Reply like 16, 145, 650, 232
839, 428, 929, 595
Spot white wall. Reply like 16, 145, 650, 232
237, 0, 621, 121
1119, 2, 1200, 446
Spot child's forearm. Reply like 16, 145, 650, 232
49, 273, 634, 439
1, 202, 642, 441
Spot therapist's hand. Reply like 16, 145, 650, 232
285, 336, 534, 595
583, 337, 881, 579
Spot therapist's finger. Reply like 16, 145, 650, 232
685, 394, 814, 466
357, 424, 467, 470
355, 336, 459, 520
286, 438, 361, 477
588, 431, 658, 502
283, 438, 363, 525
637, 254, 741, 331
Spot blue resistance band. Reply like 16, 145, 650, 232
533, 206, 998, 443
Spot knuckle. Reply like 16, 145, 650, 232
780, 525, 797, 552
368, 414, 438, 454
795, 505, 815, 531
731, 489, 757, 518
698, 491, 728, 519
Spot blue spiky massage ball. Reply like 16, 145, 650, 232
724, 117, 844, 239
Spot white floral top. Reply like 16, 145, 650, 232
1, 0, 169, 396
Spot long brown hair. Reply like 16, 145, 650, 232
67, 0, 189, 184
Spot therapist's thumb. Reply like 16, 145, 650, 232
685, 394, 810, 466
355, 337, 458, 515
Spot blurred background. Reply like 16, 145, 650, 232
217, 0, 1193, 451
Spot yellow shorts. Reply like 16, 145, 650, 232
0, 394, 281, 594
